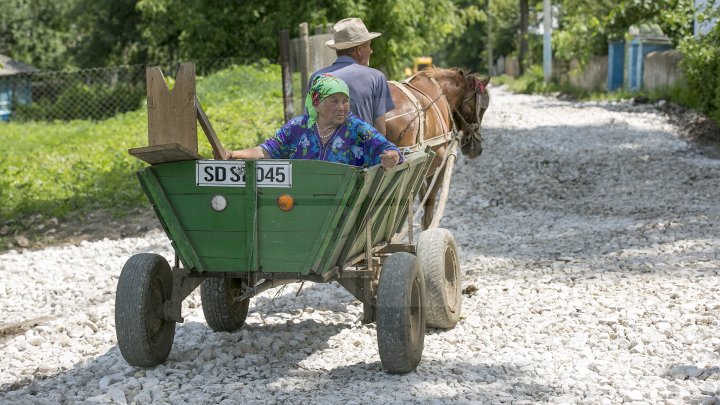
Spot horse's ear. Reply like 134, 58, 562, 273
480, 76, 490, 86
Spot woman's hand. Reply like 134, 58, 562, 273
380, 149, 400, 170
223, 147, 268, 160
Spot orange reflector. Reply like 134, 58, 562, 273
276, 194, 295, 212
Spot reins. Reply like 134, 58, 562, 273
387, 75, 456, 146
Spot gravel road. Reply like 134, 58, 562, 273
2, 87, 719, 404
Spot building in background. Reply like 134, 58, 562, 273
0, 54, 38, 121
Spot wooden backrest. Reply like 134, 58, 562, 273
146, 62, 198, 154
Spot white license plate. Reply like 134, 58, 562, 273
196, 160, 292, 188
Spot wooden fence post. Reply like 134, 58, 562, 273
279, 29, 294, 122
299, 22, 310, 96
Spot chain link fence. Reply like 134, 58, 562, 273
0, 57, 250, 122
282, 24, 337, 118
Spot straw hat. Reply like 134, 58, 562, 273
325, 18, 381, 50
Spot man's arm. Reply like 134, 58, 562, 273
373, 114, 387, 135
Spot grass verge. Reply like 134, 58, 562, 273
0, 62, 285, 248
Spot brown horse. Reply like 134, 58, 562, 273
385, 67, 490, 229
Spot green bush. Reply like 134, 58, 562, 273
679, 18, 720, 123
493, 65, 562, 95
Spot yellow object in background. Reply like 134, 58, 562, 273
405, 56, 433, 77
414, 56, 432, 72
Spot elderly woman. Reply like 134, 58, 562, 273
224, 74, 401, 169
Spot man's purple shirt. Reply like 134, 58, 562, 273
309, 56, 395, 124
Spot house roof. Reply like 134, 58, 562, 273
0, 54, 39, 76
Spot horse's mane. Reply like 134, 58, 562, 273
422, 66, 483, 88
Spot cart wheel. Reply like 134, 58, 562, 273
201, 278, 250, 332
376, 252, 426, 374
417, 228, 461, 329
115, 253, 176, 368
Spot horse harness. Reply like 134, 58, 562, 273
455, 78, 490, 137
387, 75, 456, 153
387, 73, 488, 154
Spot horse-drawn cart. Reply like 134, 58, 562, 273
115, 62, 468, 374
116, 150, 462, 374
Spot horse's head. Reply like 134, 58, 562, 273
452, 69, 490, 159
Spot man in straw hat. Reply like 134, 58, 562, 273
309, 18, 395, 135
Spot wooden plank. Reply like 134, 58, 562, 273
146, 63, 198, 154
139, 168, 204, 272
169, 195, 247, 232
128, 143, 199, 165
195, 96, 225, 160
245, 160, 259, 272
186, 230, 246, 259
201, 257, 247, 272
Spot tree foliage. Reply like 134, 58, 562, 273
132, 0, 472, 78
553, 0, 695, 63
68, 0, 146, 67
2, 0, 475, 78
431, 1, 487, 72
678, 5, 720, 122
0, 0, 76, 69
362, 0, 475, 77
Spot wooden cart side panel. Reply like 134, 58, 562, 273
146, 160, 362, 274
333, 152, 432, 267
171, 195, 247, 231
386, 151, 435, 237
342, 173, 405, 257
324, 166, 383, 268
250, 166, 362, 275
138, 168, 204, 272
313, 170, 364, 274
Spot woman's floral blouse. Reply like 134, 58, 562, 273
260, 113, 403, 168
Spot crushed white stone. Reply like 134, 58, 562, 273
1, 87, 719, 404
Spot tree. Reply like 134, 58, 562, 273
132, 0, 477, 78
68, 0, 146, 67
431, 1, 487, 73
553, 0, 694, 64
0, 0, 77, 69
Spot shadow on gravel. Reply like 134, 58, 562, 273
256, 360, 562, 403
0, 316, 351, 400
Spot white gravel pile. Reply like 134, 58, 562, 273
2, 87, 719, 404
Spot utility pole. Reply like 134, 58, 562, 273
543, 0, 552, 82
519, 0, 528, 75
487, 0, 493, 75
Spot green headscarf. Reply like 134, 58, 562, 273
305, 73, 350, 128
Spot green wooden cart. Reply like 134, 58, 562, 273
115, 150, 462, 374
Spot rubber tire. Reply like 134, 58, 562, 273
201, 278, 250, 332
376, 252, 426, 374
115, 253, 176, 368
417, 228, 461, 329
